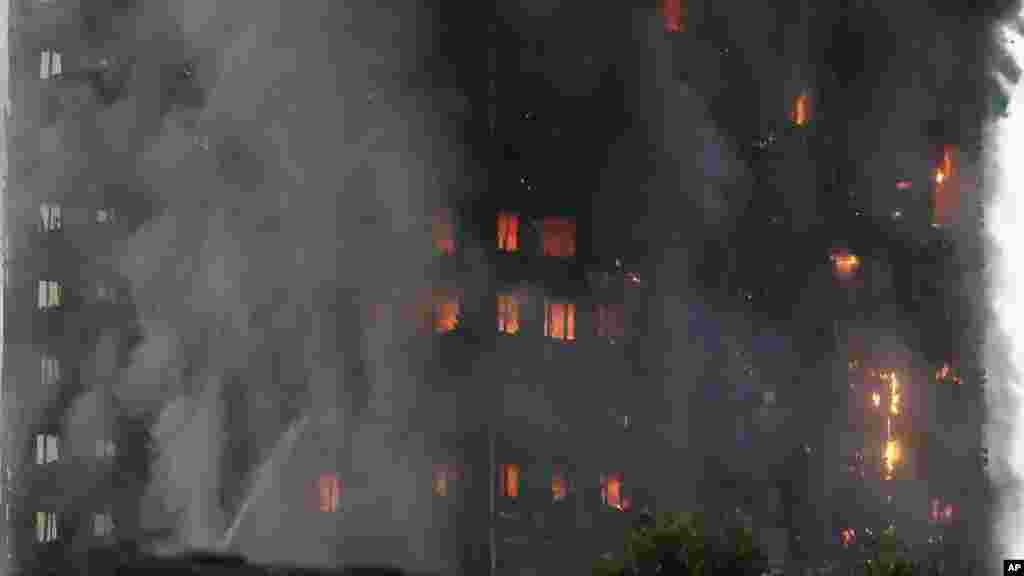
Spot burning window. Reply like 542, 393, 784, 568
541, 218, 576, 258
596, 303, 625, 339
497, 212, 519, 252
497, 292, 521, 335
433, 209, 456, 256
37, 280, 62, 309
36, 434, 59, 465
318, 474, 341, 512
601, 473, 625, 510
830, 249, 860, 282
41, 354, 60, 387
500, 464, 520, 499
434, 290, 460, 334
35, 512, 58, 543
933, 145, 959, 227
93, 513, 114, 537
552, 469, 568, 502
544, 300, 576, 341
791, 92, 811, 126
39, 49, 62, 80
433, 465, 459, 497
40, 203, 61, 231
660, 0, 686, 32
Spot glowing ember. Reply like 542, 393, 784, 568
935, 170, 946, 184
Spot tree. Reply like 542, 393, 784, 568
595, 511, 766, 576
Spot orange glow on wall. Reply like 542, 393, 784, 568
552, 470, 568, 502
497, 212, 519, 252
318, 474, 341, 513
544, 300, 576, 341
597, 303, 626, 339
791, 92, 811, 126
434, 290, 460, 333
542, 218, 576, 258
433, 209, 455, 256
933, 145, 959, 227
660, 0, 686, 32
497, 293, 521, 334
602, 473, 624, 510
500, 464, 520, 499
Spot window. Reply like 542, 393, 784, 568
318, 474, 341, 513
41, 355, 60, 387
933, 145, 959, 227
497, 292, 521, 335
95, 282, 114, 302
35, 512, 58, 543
39, 203, 61, 231
36, 434, 59, 465
596, 303, 625, 339
500, 464, 520, 499
660, 0, 685, 32
96, 439, 116, 459
433, 464, 458, 497
791, 92, 811, 126
433, 209, 455, 256
541, 218, 576, 258
434, 290, 460, 334
93, 513, 113, 537
37, 280, 62, 309
544, 300, 576, 341
497, 212, 519, 252
601, 473, 625, 510
39, 50, 62, 80
552, 469, 568, 502
95, 208, 116, 224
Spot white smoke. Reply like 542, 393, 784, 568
987, 11, 1024, 568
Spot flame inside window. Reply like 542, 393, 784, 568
552, 470, 568, 502
318, 474, 341, 513
660, 0, 685, 32
601, 473, 624, 510
497, 292, 521, 335
830, 250, 860, 281
500, 464, 520, 499
542, 218, 576, 258
791, 92, 811, 126
544, 300, 576, 341
434, 290, 460, 334
497, 212, 519, 252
